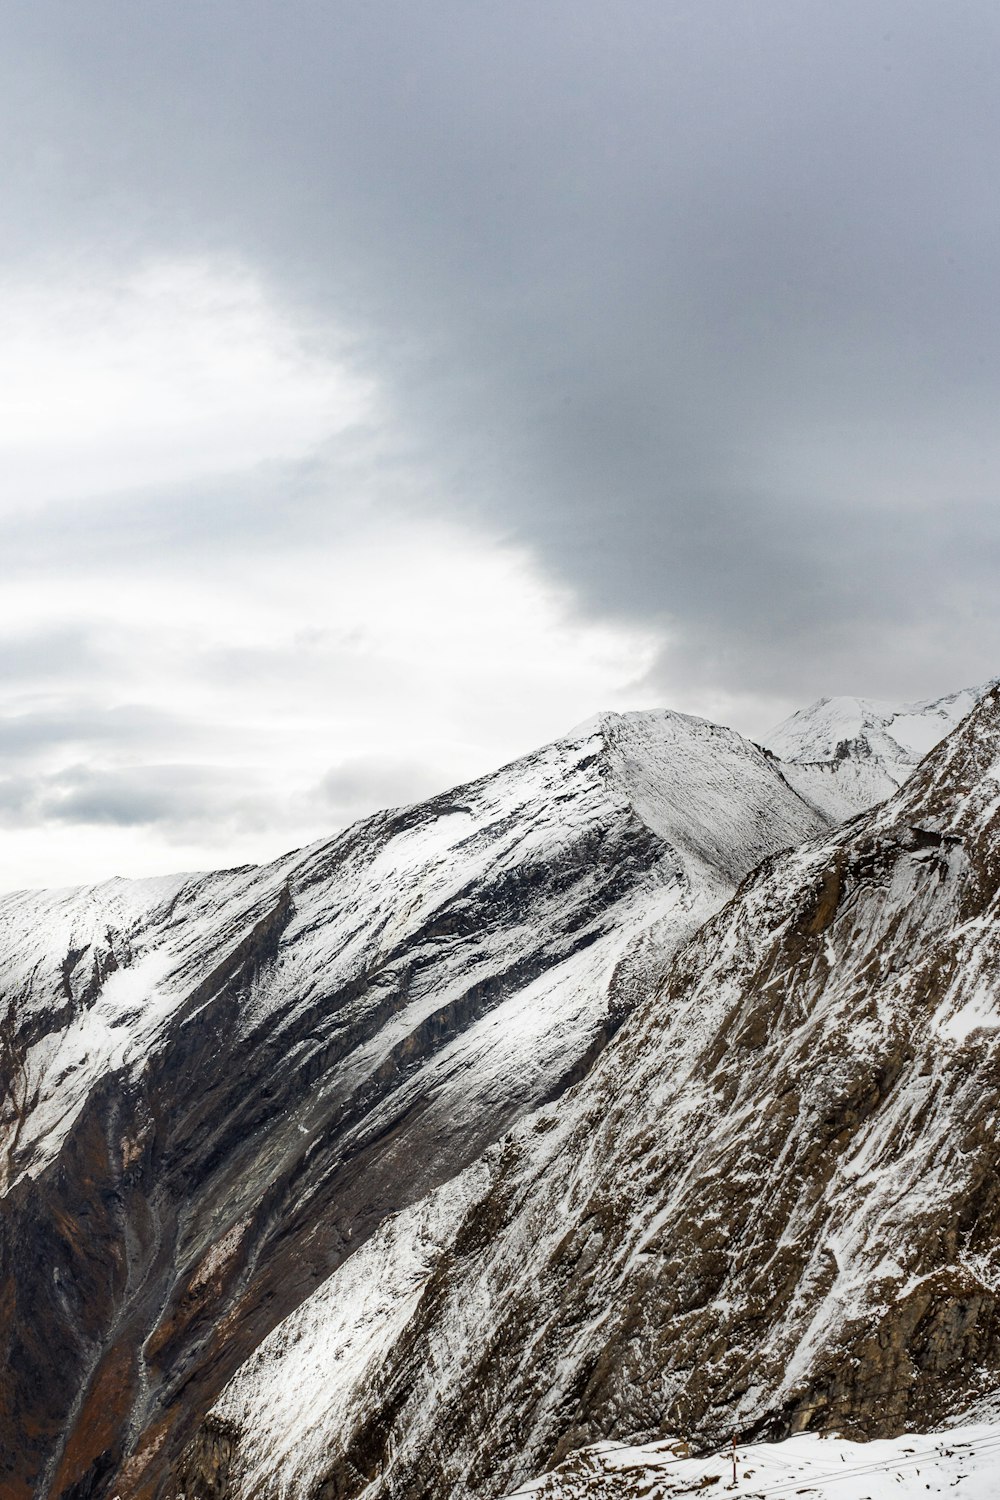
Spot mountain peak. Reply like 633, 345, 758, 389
567, 707, 834, 887
764, 680, 998, 769
758, 678, 999, 824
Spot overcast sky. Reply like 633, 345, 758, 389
2, 1, 1000, 889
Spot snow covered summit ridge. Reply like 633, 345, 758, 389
764, 680, 998, 771
758, 678, 999, 822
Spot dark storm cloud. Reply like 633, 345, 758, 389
4, 1, 1000, 702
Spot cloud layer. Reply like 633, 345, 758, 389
1, 2, 999, 885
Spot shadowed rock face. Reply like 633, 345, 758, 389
197, 689, 1000, 1500
0, 713, 828, 1500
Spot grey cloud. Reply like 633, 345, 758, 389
0, 434, 404, 586
2, 1, 1000, 706
318, 757, 444, 821
0, 762, 281, 838
0, 627, 104, 681
15, 753, 443, 839
0, 775, 38, 821
39, 764, 236, 828
0, 704, 210, 761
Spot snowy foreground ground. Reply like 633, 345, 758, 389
516, 1424, 1000, 1498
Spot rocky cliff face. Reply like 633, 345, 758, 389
0, 710, 829, 1500
200, 687, 1000, 1500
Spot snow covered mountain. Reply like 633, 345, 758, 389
189, 685, 1000, 1500
761, 680, 998, 821
0, 709, 831, 1500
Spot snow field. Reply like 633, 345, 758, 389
515, 1424, 1000, 1499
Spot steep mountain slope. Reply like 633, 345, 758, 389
761, 680, 997, 820
0, 709, 828, 1500
201, 687, 1000, 1500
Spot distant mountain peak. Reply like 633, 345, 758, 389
759, 677, 999, 823
765, 679, 998, 769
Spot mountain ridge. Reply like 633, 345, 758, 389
191, 685, 1000, 1500
757, 680, 997, 822
0, 704, 835, 1500
2, 684, 997, 1499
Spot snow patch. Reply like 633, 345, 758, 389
522, 1424, 1000, 1499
